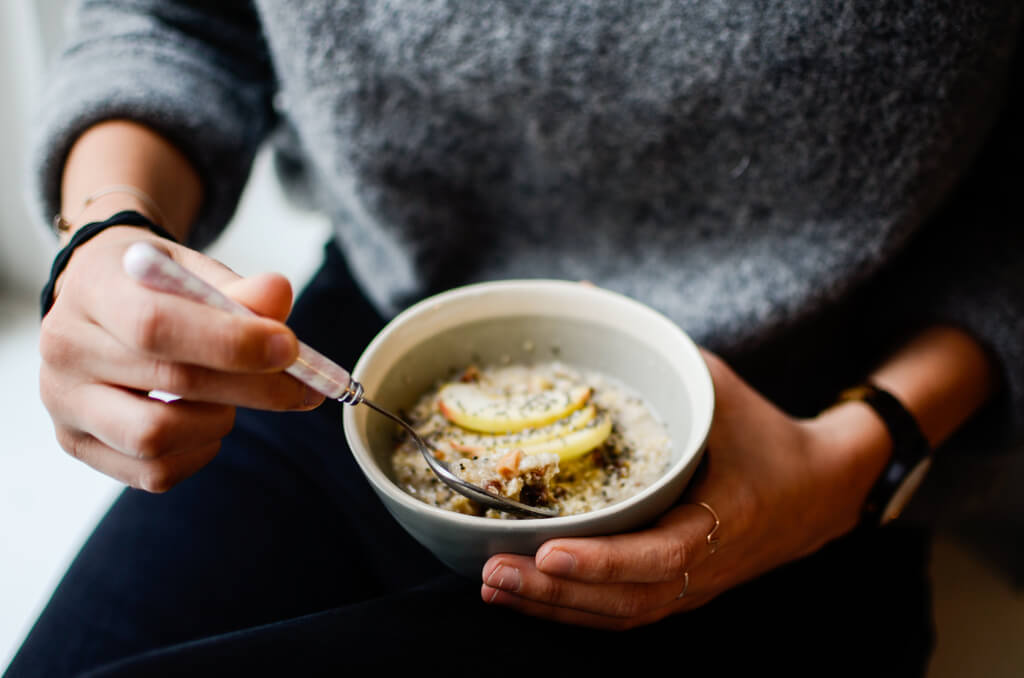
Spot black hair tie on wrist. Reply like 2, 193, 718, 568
40, 210, 178, 318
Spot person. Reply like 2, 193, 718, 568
6, 2, 1023, 675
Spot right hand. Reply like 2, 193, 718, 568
38, 226, 325, 492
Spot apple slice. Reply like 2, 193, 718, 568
446, 405, 598, 454
438, 382, 591, 433
507, 412, 612, 462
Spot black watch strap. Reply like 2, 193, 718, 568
838, 383, 931, 526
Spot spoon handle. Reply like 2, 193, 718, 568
122, 241, 356, 401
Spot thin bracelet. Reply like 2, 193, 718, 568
53, 185, 169, 233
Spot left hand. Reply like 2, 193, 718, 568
480, 349, 889, 629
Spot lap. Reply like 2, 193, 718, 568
77, 527, 934, 677
5, 241, 935, 678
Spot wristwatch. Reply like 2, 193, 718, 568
838, 383, 932, 526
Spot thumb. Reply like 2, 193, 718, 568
220, 273, 294, 323
167, 245, 294, 322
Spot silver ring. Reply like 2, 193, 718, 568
675, 571, 690, 600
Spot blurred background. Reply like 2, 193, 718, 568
1, 1, 1021, 675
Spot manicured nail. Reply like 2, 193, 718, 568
267, 333, 295, 367
485, 565, 521, 592
538, 549, 575, 577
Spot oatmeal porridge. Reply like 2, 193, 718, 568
390, 362, 671, 518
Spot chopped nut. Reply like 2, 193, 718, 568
496, 449, 524, 479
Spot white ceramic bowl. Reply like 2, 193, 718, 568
342, 280, 714, 577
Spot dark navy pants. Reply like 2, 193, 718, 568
6, 241, 934, 677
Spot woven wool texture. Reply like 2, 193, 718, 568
33, 1, 1024, 460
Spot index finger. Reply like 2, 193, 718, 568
94, 279, 298, 373
534, 503, 720, 584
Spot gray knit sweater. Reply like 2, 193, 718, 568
34, 2, 1024, 524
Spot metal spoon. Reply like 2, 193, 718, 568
122, 242, 558, 518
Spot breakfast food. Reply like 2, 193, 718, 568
391, 362, 671, 518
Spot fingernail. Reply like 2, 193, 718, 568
538, 549, 575, 577
303, 387, 324, 407
267, 333, 295, 367
485, 564, 521, 592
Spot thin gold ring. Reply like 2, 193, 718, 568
676, 571, 690, 600
694, 501, 721, 554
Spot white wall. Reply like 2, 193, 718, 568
0, 0, 329, 294
0, 0, 64, 296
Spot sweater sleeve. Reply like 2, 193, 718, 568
893, 60, 1024, 451
31, 0, 277, 249
885, 45, 1024, 536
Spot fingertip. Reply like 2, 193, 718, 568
258, 272, 295, 319
480, 584, 502, 605
536, 545, 576, 577
266, 330, 299, 369
222, 273, 295, 322
301, 387, 326, 410
481, 556, 499, 583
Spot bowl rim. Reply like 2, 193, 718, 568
342, 279, 714, 531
